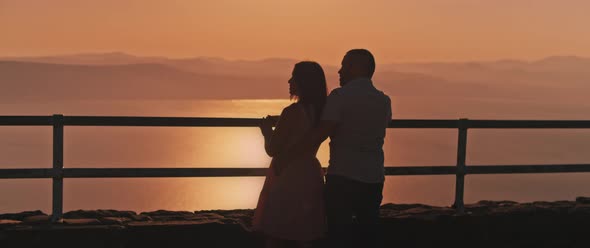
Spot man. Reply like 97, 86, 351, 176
275, 49, 392, 248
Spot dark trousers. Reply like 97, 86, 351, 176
325, 174, 384, 248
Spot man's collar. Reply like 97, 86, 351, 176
343, 77, 373, 88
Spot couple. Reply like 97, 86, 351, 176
253, 49, 392, 248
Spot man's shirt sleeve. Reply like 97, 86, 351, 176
321, 88, 343, 122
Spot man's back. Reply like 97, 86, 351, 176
321, 77, 392, 183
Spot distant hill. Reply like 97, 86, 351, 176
1, 53, 590, 102
0, 61, 290, 101
1, 52, 303, 76
0, 52, 168, 65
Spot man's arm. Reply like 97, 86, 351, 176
272, 120, 337, 175
297, 120, 337, 156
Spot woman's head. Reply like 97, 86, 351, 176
288, 61, 328, 125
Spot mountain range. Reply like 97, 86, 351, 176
2, 52, 589, 102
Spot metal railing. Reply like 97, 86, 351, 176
2, 115, 590, 222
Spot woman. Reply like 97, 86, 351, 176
253, 61, 328, 248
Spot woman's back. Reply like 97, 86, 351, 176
283, 103, 320, 156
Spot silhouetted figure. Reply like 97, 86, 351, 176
274, 49, 392, 248
253, 61, 328, 248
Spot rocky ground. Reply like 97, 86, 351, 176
2, 197, 590, 247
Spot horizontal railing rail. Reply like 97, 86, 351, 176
2, 115, 590, 222
3, 164, 590, 179
4, 115, 590, 128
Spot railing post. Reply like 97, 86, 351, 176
51, 114, 64, 223
453, 118, 468, 214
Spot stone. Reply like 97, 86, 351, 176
0, 210, 46, 221
22, 215, 51, 224
99, 217, 130, 225
140, 210, 196, 221
0, 219, 22, 225
192, 212, 224, 219
129, 214, 152, 222
140, 210, 194, 216
380, 203, 434, 212
63, 209, 137, 219
63, 218, 102, 225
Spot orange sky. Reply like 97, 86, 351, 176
1, 0, 590, 64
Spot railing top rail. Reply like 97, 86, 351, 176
2, 115, 590, 128
2, 164, 590, 179
0, 116, 53, 126
64, 116, 266, 127
466, 120, 590, 129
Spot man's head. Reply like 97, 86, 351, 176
338, 49, 376, 86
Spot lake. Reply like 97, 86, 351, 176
1, 97, 590, 213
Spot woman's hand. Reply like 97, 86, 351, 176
259, 115, 274, 138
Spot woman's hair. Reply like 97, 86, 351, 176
290, 61, 328, 126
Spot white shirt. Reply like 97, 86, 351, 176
321, 78, 392, 183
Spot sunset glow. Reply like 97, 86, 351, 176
2, 0, 590, 63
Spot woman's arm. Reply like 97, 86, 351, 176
262, 105, 300, 157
